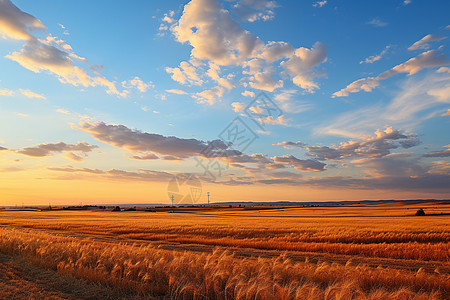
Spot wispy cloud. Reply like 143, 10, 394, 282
165, 89, 188, 95
333, 49, 450, 97
360, 45, 391, 64
12, 141, 97, 161
324, 72, 450, 137
121, 77, 154, 93
48, 166, 174, 182
1, 87, 46, 99
19, 89, 46, 99
423, 145, 450, 157
313, 1, 327, 8
0, 88, 14, 96
367, 18, 388, 27
408, 34, 447, 51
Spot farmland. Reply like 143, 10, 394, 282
0, 201, 449, 299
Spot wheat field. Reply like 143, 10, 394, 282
0, 202, 449, 299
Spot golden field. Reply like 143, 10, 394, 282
0, 202, 449, 299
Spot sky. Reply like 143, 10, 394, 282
0, 0, 449, 206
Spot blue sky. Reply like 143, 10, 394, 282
0, 0, 449, 205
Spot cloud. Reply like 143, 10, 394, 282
165, 0, 328, 97
263, 115, 289, 125
48, 166, 173, 182
248, 66, 283, 92
273, 89, 313, 113
307, 127, 420, 161
193, 86, 225, 105
442, 109, 450, 116
383, 73, 450, 122
427, 83, 450, 102
0, 88, 14, 96
391, 50, 450, 75
47, 163, 450, 190
367, 18, 388, 27
165, 60, 203, 85
19, 88, 45, 99
173, 0, 263, 66
257, 41, 293, 63
75, 120, 233, 159
231, 0, 278, 22
75, 119, 324, 179
241, 90, 255, 97
158, 11, 176, 37
63, 152, 84, 162
280, 42, 328, 92
351, 153, 428, 178
332, 77, 379, 97
228, 153, 272, 164
311, 173, 450, 190
408, 34, 447, 51
121, 76, 153, 93
313, 1, 327, 8
360, 45, 391, 64
158, 23, 168, 33
274, 141, 307, 149
323, 72, 450, 137
333, 49, 450, 97
0, 1, 127, 97
58, 23, 69, 35
272, 155, 326, 172
428, 160, 450, 175
403, 0, 412, 5
206, 63, 234, 89
14, 141, 97, 161
165, 89, 188, 95
0, 87, 45, 99
252, 152, 450, 190
223, 152, 326, 177
7, 40, 127, 97
56, 108, 70, 114
129, 153, 160, 160
232, 102, 245, 112
162, 10, 175, 24
0, 0, 46, 40
423, 145, 450, 157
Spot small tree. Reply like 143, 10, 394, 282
415, 208, 425, 216
112, 206, 121, 212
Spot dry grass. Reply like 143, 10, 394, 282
0, 252, 135, 299
0, 203, 449, 299
0, 226, 448, 299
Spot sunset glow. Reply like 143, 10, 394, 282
1, 0, 449, 206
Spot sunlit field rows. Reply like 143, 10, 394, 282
0, 202, 449, 299
1, 203, 449, 261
